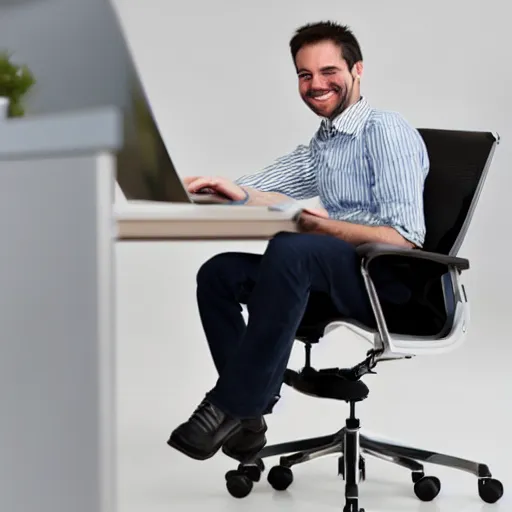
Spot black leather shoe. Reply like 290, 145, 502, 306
167, 400, 241, 460
222, 416, 267, 461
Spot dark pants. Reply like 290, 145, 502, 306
197, 232, 410, 419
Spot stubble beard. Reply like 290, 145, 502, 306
306, 84, 350, 120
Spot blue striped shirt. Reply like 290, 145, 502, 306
235, 97, 429, 247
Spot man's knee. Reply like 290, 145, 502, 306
266, 232, 307, 257
196, 252, 257, 295
196, 253, 233, 289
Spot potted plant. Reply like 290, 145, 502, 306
0, 51, 36, 119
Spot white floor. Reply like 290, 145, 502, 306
116, 410, 511, 512
115, 242, 512, 512
117, 454, 510, 512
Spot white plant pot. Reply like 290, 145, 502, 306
0, 97, 9, 119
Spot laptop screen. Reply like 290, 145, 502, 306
109, 5, 190, 203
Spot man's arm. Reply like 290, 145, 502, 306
367, 115, 429, 247
298, 215, 415, 247
298, 115, 428, 248
184, 142, 319, 206
240, 188, 294, 206
235, 143, 318, 205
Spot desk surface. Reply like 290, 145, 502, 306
114, 202, 299, 240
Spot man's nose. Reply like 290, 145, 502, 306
310, 74, 328, 91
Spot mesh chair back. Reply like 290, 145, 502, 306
418, 128, 498, 255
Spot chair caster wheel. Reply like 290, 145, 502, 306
225, 458, 264, 498
478, 478, 504, 504
225, 471, 253, 498
238, 458, 265, 482
414, 476, 441, 501
267, 465, 293, 491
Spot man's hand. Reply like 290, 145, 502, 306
183, 176, 297, 206
297, 212, 322, 233
296, 207, 329, 232
183, 176, 247, 202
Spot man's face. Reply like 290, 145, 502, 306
295, 40, 360, 119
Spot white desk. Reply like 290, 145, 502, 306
115, 202, 299, 240
0, 109, 302, 512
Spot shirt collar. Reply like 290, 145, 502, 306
321, 96, 372, 136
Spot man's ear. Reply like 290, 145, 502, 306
352, 61, 364, 80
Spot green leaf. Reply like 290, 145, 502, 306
0, 50, 36, 117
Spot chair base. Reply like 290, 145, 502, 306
224, 402, 504, 510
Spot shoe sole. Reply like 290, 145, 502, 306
221, 439, 267, 463
167, 435, 218, 461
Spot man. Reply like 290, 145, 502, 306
167, 21, 429, 462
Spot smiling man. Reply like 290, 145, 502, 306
167, 21, 429, 462
297, 36, 361, 119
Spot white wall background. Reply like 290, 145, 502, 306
4, 0, 511, 509
111, 0, 512, 316
109, 1, 512, 509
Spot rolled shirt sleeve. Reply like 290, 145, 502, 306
366, 114, 429, 247
235, 143, 318, 200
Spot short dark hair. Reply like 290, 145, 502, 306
289, 21, 363, 71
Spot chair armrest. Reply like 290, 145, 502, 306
350, 243, 470, 370
356, 243, 470, 271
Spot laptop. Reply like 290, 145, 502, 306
110, 9, 231, 206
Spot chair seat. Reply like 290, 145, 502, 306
283, 367, 370, 402
296, 317, 375, 344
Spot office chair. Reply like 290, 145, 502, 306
223, 128, 503, 512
